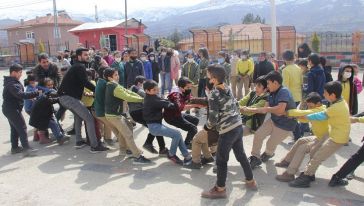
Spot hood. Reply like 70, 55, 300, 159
3, 76, 19, 87
310, 65, 324, 74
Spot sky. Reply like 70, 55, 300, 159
0, 0, 209, 19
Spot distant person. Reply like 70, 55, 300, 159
253, 51, 275, 81
297, 43, 312, 59
320, 56, 333, 83
125, 48, 144, 88
338, 65, 358, 115
197, 48, 210, 97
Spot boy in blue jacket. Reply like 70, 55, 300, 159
140, 52, 153, 80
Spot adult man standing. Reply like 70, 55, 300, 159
253, 52, 275, 81
58, 47, 108, 153
32, 53, 62, 88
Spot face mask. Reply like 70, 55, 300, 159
115, 58, 122, 62
150, 57, 155, 61
343, 72, 352, 79
187, 58, 194, 63
218, 58, 224, 64
141, 57, 147, 61
183, 89, 192, 96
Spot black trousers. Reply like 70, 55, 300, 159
3, 108, 29, 149
216, 126, 253, 187
335, 143, 364, 178
198, 78, 206, 97
130, 109, 165, 149
165, 113, 199, 144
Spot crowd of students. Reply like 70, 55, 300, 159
2, 42, 364, 199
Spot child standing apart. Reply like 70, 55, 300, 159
3, 64, 40, 156
338, 65, 358, 115
201, 65, 257, 199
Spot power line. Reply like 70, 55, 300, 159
0, 0, 51, 10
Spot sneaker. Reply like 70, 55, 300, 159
98, 143, 110, 151
275, 160, 290, 168
201, 157, 215, 165
57, 136, 70, 145
299, 172, 315, 182
22, 147, 37, 157
66, 128, 75, 135
90, 144, 109, 153
201, 186, 227, 199
104, 139, 115, 146
212, 166, 217, 174
261, 152, 275, 162
167, 154, 183, 165
276, 172, 295, 182
133, 155, 152, 165
289, 173, 312, 188
329, 175, 349, 187
143, 144, 158, 154
11, 146, 23, 154
183, 156, 192, 165
159, 148, 169, 157
346, 172, 355, 180
248, 156, 262, 169
126, 149, 133, 157
74, 140, 88, 149
245, 179, 258, 191
185, 161, 202, 169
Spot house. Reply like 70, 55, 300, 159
179, 23, 305, 58
69, 18, 150, 53
5, 10, 82, 65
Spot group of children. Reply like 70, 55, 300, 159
2, 46, 364, 200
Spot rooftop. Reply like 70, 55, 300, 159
68, 18, 146, 33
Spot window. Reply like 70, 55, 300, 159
26, 31, 35, 39
105, 35, 110, 49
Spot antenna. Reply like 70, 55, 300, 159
95, 5, 99, 22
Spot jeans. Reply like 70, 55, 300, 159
198, 78, 206, 97
147, 123, 188, 157
59, 95, 98, 147
335, 143, 364, 178
130, 110, 165, 149
3, 108, 29, 149
160, 72, 172, 95
216, 126, 253, 187
165, 114, 199, 145
48, 117, 64, 140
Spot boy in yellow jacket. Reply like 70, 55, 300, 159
275, 92, 328, 182
289, 81, 350, 188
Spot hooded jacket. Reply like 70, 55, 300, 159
2, 76, 38, 111
29, 95, 58, 130
307, 65, 326, 97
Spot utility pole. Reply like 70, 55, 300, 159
95, 5, 99, 23
270, 0, 277, 56
124, 0, 128, 48
53, 0, 60, 52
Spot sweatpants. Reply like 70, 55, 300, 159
251, 119, 292, 158
216, 126, 253, 187
165, 113, 199, 145
3, 108, 29, 149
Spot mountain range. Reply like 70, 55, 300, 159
1, 0, 364, 39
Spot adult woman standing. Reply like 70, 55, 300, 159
197, 48, 209, 97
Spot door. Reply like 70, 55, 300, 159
109, 35, 117, 51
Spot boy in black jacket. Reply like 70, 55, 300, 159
2, 64, 40, 156
143, 80, 192, 165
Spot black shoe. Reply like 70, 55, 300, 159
159, 148, 169, 157
289, 173, 312, 188
329, 175, 348, 187
66, 128, 75, 135
183, 156, 192, 165
185, 161, 202, 169
167, 154, 183, 165
185, 142, 192, 150
90, 144, 109, 153
74, 140, 88, 149
98, 143, 110, 151
143, 144, 158, 154
261, 152, 274, 162
300, 172, 315, 182
212, 166, 217, 174
11, 146, 23, 154
249, 156, 262, 169
133, 155, 152, 165
201, 157, 215, 165
57, 136, 70, 145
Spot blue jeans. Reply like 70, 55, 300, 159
147, 123, 189, 157
160, 72, 172, 95
48, 118, 64, 140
